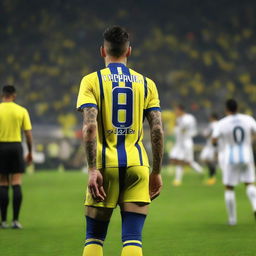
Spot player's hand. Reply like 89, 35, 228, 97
149, 172, 163, 200
25, 152, 33, 165
88, 169, 106, 202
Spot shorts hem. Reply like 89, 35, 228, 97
120, 199, 151, 204
224, 181, 256, 186
0, 172, 25, 174
84, 203, 117, 208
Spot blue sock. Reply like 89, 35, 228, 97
121, 211, 146, 247
85, 216, 110, 247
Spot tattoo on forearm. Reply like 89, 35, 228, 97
82, 107, 98, 169
146, 111, 164, 173
85, 138, 97, 168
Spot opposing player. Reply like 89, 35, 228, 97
0, 85, 33, 229
76, 26, 164, 256
200, 113, 219, 185
170, 104, 202, 186
212, 99, 256, 225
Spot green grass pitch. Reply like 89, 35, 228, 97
1, 169, 256, 256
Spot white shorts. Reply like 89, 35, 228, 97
222, 163, 256, 186
170, 144, 194, 162
200, 146, 215, 162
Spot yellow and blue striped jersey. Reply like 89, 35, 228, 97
76, 63, 160, 169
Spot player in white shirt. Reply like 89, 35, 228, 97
170, 104, 202, 186
200, 113, 219, 185
212, 99, 256, 225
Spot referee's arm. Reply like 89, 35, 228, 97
24, 130, 33, 164
22, 109, 33, 164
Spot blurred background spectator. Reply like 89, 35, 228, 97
1, 0, 255, 169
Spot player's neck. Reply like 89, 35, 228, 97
105, 56, 127, 67
227, 111, 238, 116
2, 97, 14, 103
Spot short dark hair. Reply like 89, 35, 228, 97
103, 26, 130, 58
2, 85, 16, 97
210, 113, 219, 120
176, 104, 185, 111
226, 99, 238, 113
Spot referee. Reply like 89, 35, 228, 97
0, 85, 33, 229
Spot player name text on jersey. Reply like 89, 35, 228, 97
102, 74, 143, 84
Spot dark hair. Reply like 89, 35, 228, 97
226, 99, 238, 113
210, 113, 219, 120
103, 26, 129, 58
2, 85, 16, 97
176, 104, 185, 111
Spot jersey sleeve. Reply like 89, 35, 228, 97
22, 109, 32, 131
188, 116, 197, 137
144, 78, 161, 113
212, 122, 221, 138
249, 116, 256, 133
76, 75, 97, 111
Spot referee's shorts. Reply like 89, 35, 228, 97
0, 142, 25, 174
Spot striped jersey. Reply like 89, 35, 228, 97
76, 62, 161, 169
212, 113, 256, 165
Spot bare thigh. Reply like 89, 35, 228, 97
170, 159, 188, 166
0, 174, 9, 186
86, 206, 114, 221
10, 173, 23, 185
86, 202, 148, 222
120, 202, 149, 215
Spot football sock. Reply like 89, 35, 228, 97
225, 190, 237, 224
83, 241, 103, 256
246, 185, 256, 211
0, 186, 9, 222
190, 161, 203, 173
121, 211, 146, 256
175, 166, 183, 182
12, 185, 22, 221
208, 162, 216, 177
121, 243, 143, 256
83, 216, 109, 256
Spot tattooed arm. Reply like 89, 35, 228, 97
146, 110, 164, 200
82, 107, 98, 170
82, 107, 106, 201
146, 110, 164, 174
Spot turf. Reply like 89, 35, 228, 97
1, 169, 256, 256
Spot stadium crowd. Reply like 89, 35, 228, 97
1, 0, 255, 127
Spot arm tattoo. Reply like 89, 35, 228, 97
146, 110, 164, 174
82, 107, 98, 169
